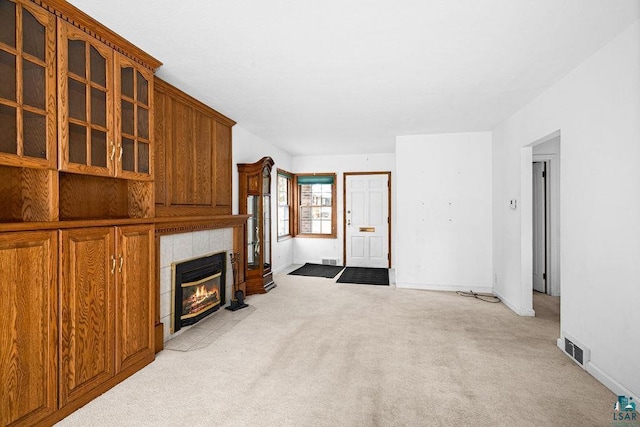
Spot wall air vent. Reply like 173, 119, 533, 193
322, 258, 339, 266
560, 334, 590, 369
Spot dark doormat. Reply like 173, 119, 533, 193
337, 267, 389, 286
289, 263, 344, 278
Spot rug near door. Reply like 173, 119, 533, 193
337, 267, 389, 286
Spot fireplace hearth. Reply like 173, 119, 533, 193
172, 252, 226, 333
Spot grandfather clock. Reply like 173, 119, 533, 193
238, 157, 276, 295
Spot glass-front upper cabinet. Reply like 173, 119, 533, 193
58, 20, 113, 176
0, 0, 56, 168
115, 53, 153, 180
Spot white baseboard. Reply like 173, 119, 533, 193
556, 337, 639, 402
396, 282, 493, 294
272, 263, 294, 274
492, 288, 536, 316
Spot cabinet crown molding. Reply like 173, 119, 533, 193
33, 0, 163, 71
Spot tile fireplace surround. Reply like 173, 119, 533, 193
159, 229, 234, 342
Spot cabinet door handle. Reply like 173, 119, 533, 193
110, 142, 116, 161
110, 255, 116, 274
118, 143, 123, 161
118, 255, 124, 273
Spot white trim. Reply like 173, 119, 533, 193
272, 263, 293, 274
493, 288, 536, 316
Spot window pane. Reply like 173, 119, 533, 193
68, 77, 86, 121
121, 137, 134, 171
22, 9, 45, 61
121, 66, 133, 99
23, 59, 45, 109
90, 46, 106, 87
138, 141, 149, 174
311, 220, 321, 234
0, 1, 16, 47
0, 103, 17, 154
121, 100, 134, 135
67, 39, 85, 78
90, 128, 106, 167
0, 50, 16, 101
23, 110, 46, 158
137, 105, 148, 139
136, 70, 148, 105
91, 87, 106, 127
68, 123, 86, 164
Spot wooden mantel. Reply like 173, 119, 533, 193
155, 214, 249, 236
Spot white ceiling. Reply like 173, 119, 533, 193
69, 0, 639, 156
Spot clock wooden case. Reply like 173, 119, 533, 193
238, 157, 276, 295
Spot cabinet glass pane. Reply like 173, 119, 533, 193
23, 110, 46, 158
22, 9, 45, 61
263, 195, 271, 269
121, 100, 134, 135
137, 106, 148, 139
0, 50, 16, 101
91, 87, 106, 127
136, 71, 148, 106
0, 104, 17, 154
138, 142, 149, 174
121, 66, 133, 99
0, 1, 16, 47
23, 59, 44, 109
91, 129, 106, 167
67, 40, 85, 78
68, 78, 86, 121
121, 137, 134, 171
247, 195, 259, 269
68, 123, 86, 164
90, 46, 106, 87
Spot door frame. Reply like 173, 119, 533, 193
343, 171, 392, 268
532, 154, 560, 296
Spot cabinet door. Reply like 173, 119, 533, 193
214, 120, 232, 210
115, 224, 154, 372
0, 0, 56, 168
58, 20, 114, 177
0, 230, 57, 426
59, 227, 115, 407
115, 53, 153, 180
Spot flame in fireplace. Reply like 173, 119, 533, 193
182, 278, 221, 319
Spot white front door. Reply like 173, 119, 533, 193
345, 173, 389, 267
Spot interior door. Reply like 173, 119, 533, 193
532, 162, 546, 293
345, 173, 389, 267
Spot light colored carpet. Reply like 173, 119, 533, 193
57, 270, 614, 426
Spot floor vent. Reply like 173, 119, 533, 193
322, 258, 338, 266
561, 335, 589, 369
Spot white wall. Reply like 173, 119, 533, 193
492, 20, 640, 399
232, 125, 294, 273
291, 153, 396, 266
395, 132, 493, 292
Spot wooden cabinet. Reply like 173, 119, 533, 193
58, 22, 154, 181
59, 224, 154, 408
115, 54, 154, 180
58, 20, 114, 177
59, 227, 115, 407
0, 230, 57, 427
0, 0, 57, 170
154, 78, 234, 216
238, 157, 275, 295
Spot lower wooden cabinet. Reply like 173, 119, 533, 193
59, 225, 154, 409
0, 231, 58, 427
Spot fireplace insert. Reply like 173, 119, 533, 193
172, 252, 226, 333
